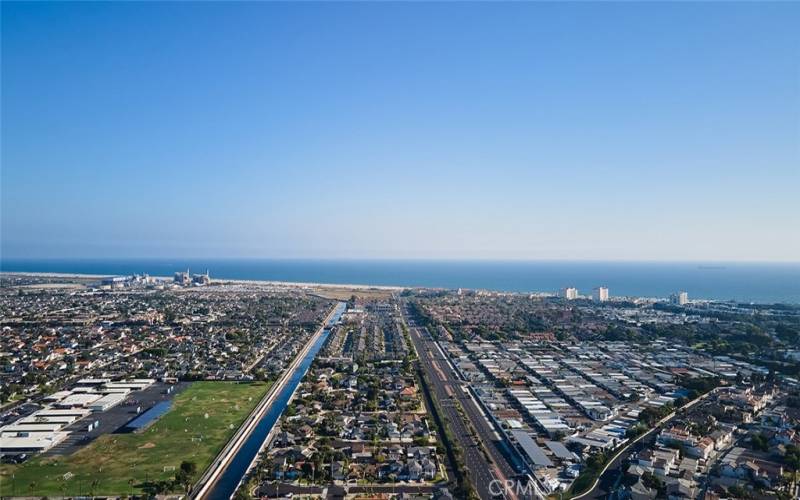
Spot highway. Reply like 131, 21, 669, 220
402, 303, 525, 500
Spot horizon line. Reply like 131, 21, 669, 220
2, 256, 800, 265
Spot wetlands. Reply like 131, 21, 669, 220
2, 258, 799, 304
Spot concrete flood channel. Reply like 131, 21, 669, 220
203, 302, 346, 500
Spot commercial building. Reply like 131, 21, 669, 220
670, 291, 689, 305
560, 287, 579, 300
592, 287, 609, 302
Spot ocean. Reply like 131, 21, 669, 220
1, 259, 799, 304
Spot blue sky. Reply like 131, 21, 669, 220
2, 1, 798, 261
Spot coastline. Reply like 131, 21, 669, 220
3, 261, 799, 304
0, 271, 406, 292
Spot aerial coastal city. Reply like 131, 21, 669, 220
1, 271, 799, 500
3, 1, 799, 499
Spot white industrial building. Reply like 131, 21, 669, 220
1, 423, 65, 433
88, 393, 127, 412
0, 408, 83, 453
76, 378, 111, 386
18, 414, 78, 425
55, 393, 102, 408
103, 379, 154, 392
43, 390, 73, 403
0, 378, 157, 455
0, 431, 70, 453
36, 408, 92, 418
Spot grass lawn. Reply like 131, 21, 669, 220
0, 381, 270, 497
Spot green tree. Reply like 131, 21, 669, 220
751, 433, 769, 452
783, 445, 800, 490
175, 460, 198, 492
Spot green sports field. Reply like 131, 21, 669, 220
0, 381, 270, 496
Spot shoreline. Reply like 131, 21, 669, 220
0, 271, 406, 292
2, 270, 798, 305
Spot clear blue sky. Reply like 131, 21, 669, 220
2, 1, 798, 261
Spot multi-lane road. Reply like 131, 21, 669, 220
401, 303, 530, 500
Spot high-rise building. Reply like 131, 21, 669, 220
670, 291, 689, 305
560, 287, 578, 300
592, 286, 609, 302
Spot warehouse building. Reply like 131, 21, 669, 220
88, 392, 127, 412
54, 393, 102, 408
0, 431, 70, 453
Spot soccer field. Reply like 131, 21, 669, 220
0, 381, 271, 496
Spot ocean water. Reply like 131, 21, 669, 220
1, 259, 799, 304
